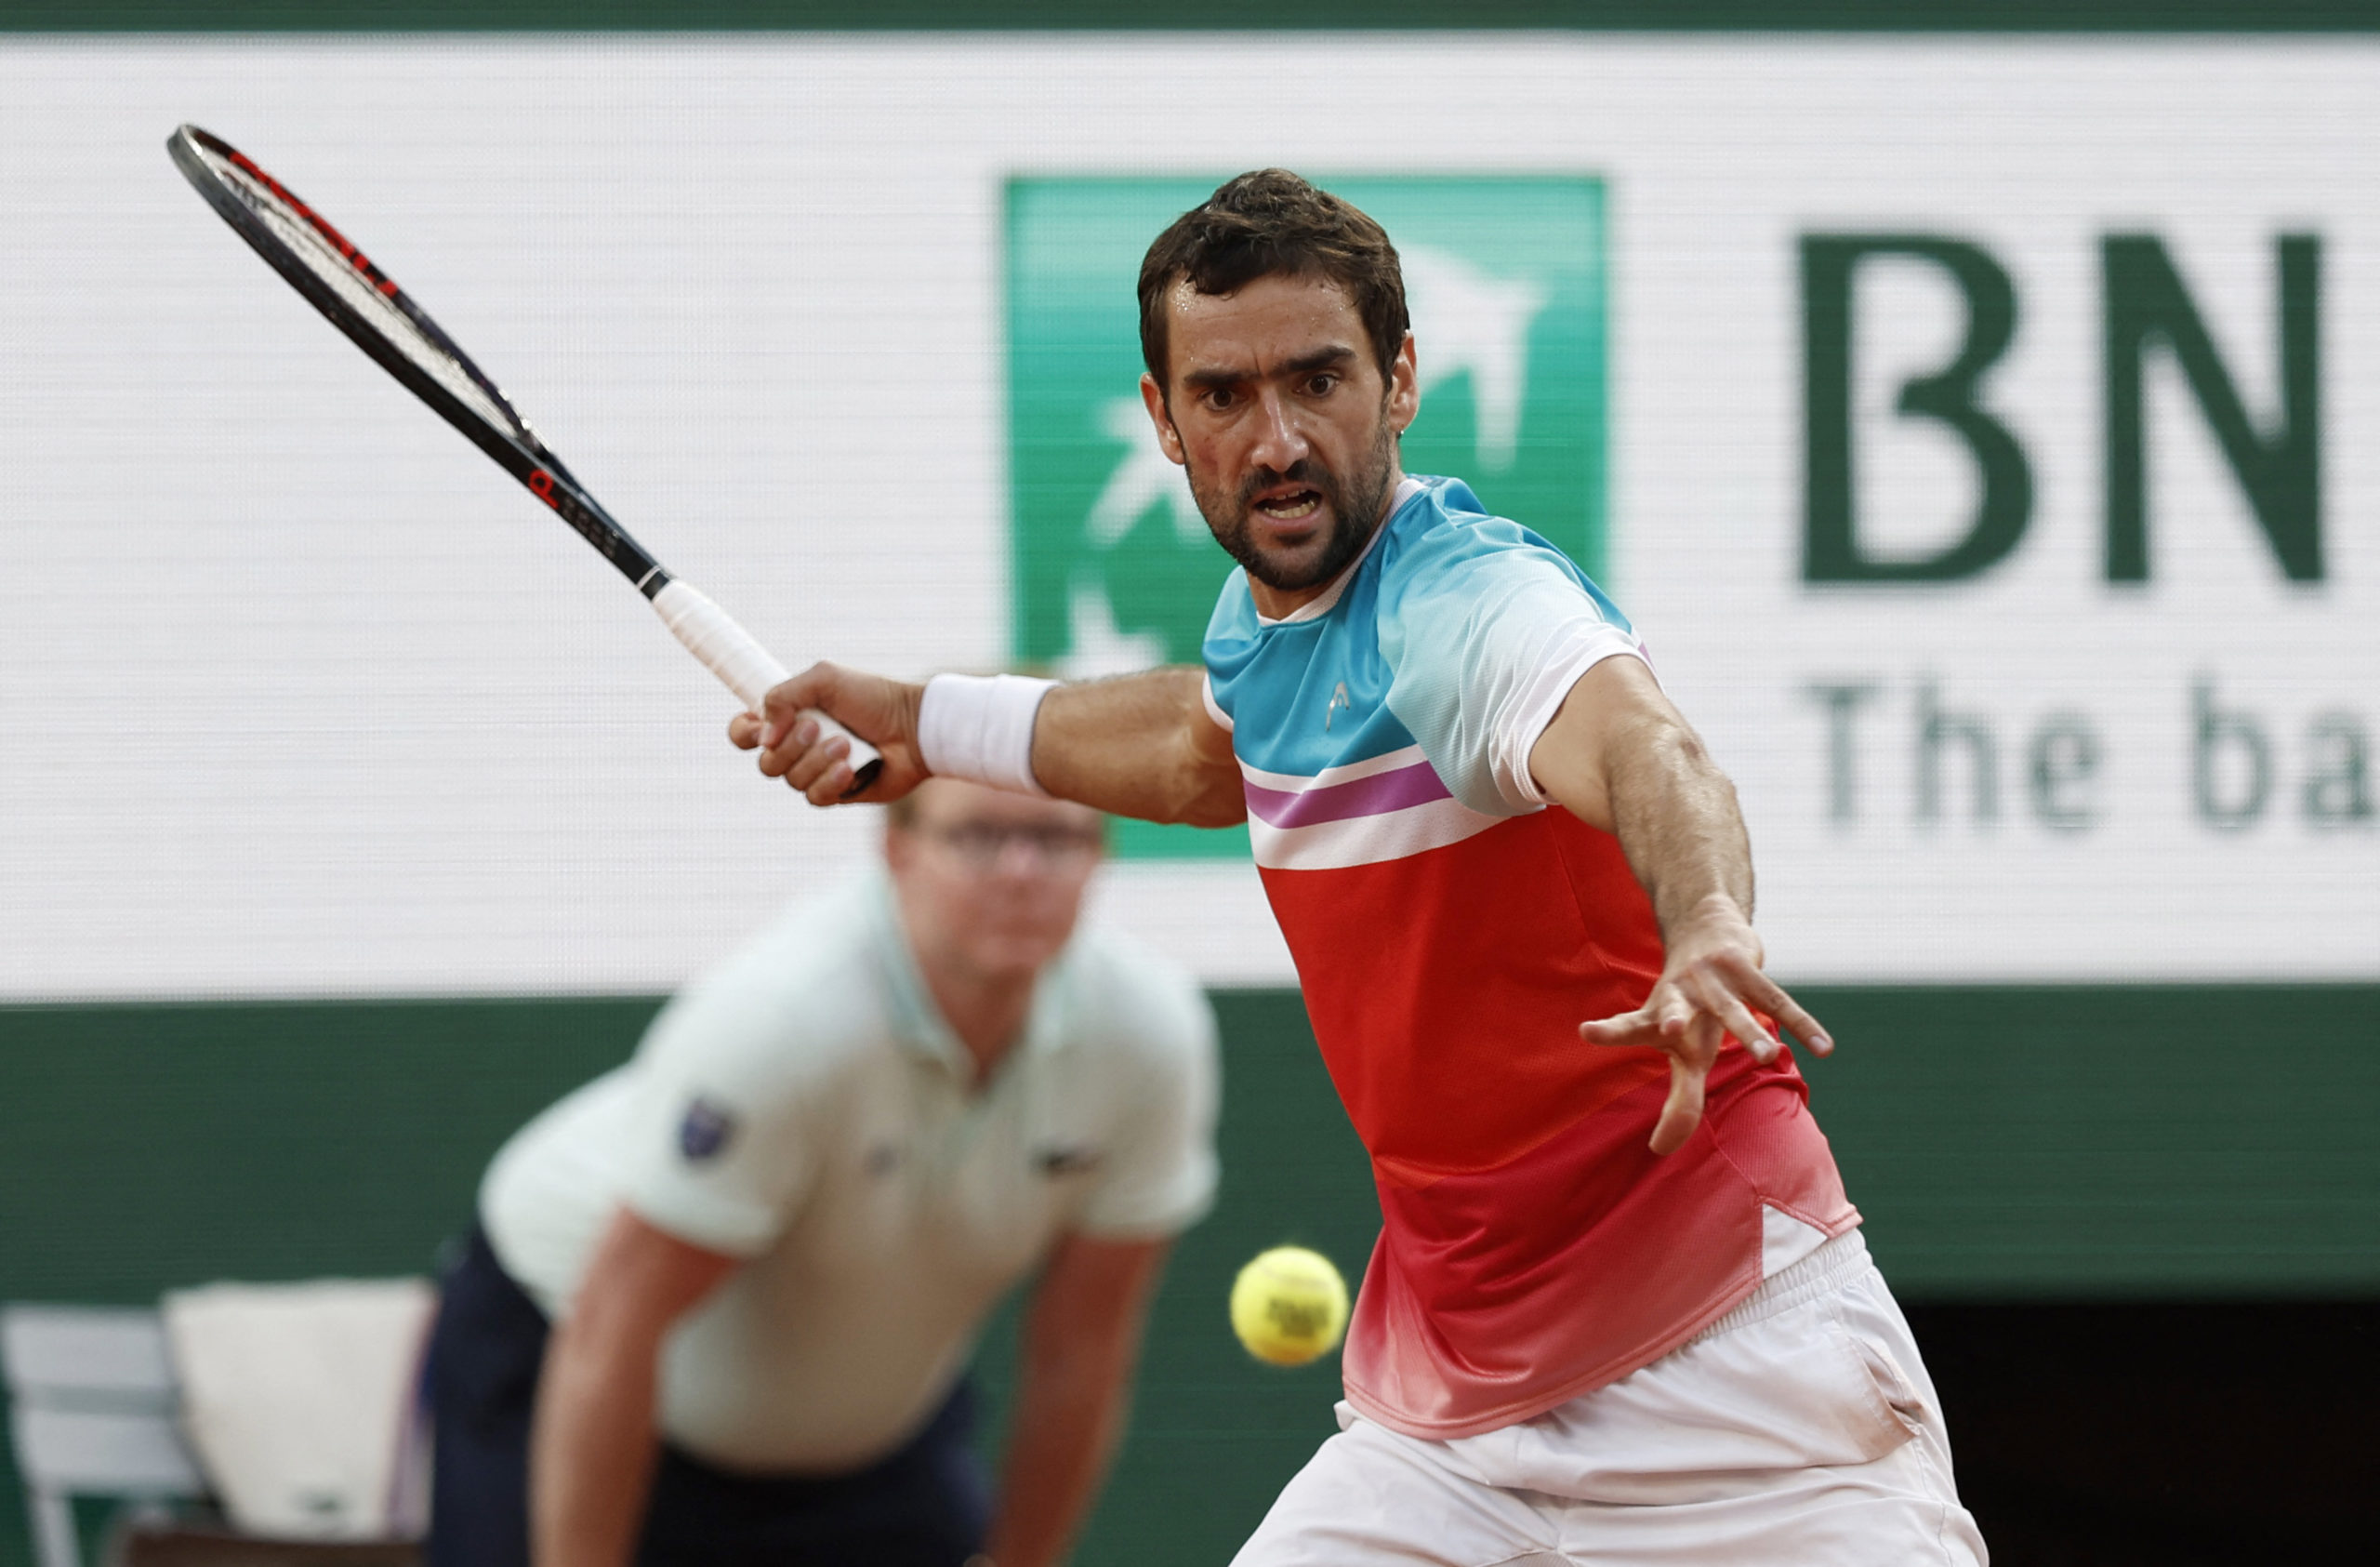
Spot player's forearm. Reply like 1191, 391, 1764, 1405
529, 1316, 664, 1567
1529, 660, 1754, 937
1030, 668, 1246, 827
1602, 716, 1757, 938
985, 1329, 1143, 1567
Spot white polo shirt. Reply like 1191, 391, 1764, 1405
478, 870, 1220, 1474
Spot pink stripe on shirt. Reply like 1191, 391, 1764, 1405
1242, 758, 1452, 829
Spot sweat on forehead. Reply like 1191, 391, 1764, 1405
1163, 278, 1368, 379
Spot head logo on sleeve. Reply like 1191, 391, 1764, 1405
677, 1097, 737, 1163
1005, 174, 1607, 860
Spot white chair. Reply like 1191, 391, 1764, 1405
2, 1305, 206, 1567
160, 1280, 435, 1543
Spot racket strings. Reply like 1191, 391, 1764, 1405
204, 149, 522, 441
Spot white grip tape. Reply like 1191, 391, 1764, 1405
651, 579, 882, 777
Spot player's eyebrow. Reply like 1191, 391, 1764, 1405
1281, 345, 1358, 377
1180, 344, 1358, 392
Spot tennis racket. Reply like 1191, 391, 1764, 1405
165, 124, 881, 794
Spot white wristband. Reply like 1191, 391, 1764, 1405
917, 674, 1057, 797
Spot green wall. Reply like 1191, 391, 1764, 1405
3, 983, 2375, 1563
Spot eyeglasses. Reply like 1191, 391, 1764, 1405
915, 821, 1104, 870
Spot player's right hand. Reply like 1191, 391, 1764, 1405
731, 662, 930, 806
1578, 893, 1831, 1157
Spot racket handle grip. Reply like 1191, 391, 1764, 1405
651, 579, 884, 793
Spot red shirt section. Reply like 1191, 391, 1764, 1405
1258, 807, 1858, 1437
1263, 806, 1669, 1181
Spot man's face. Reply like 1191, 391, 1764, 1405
884, 779, 1105, 986
1141, 273, 1420, 616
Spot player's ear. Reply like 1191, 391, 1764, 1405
1386, 331, 1420, 436
1141, 372, 1187, 466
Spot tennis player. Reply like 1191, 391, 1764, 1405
740, 171, 1984, 1564
423, 779, 1219, 1567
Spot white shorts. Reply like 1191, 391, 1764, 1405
1231, 1231, 1988, 1567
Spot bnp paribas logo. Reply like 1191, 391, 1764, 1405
1006, 176, 1607, 858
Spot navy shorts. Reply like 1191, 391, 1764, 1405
423, 1225, 991, 1567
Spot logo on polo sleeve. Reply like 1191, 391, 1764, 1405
1005, 174, 1609, 859
677, 1096, 737, 1163
1034, 1142, 1104, 1176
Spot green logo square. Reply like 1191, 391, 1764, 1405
1006, 176, 1608, 858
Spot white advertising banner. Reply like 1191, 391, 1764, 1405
0, 35, 2372, 998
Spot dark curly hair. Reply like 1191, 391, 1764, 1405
1137, 170, 1408, 389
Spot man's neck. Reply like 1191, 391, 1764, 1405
918, 955, 1036, 1084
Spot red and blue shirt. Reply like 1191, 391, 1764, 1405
1202, 476, 1857, 1439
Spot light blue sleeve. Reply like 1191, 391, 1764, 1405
1071, 933, 1227, 1238
1379, 513, 1643, 816
614, 900, 860, 1256
1071, 941, 1222, 1240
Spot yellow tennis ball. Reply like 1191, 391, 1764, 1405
1229, 1245, 1349, 1367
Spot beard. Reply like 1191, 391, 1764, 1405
1187, 410, 1400, 594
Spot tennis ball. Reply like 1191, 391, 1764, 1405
1229, 1245, 1349, 1367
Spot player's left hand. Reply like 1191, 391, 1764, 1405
1579, 894, 1831, 1156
